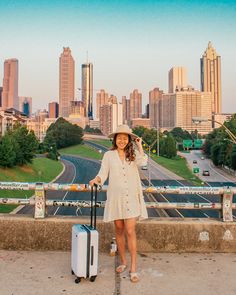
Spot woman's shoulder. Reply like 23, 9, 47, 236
103, 150, 116, 158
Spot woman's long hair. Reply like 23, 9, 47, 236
111, 134, 135, 162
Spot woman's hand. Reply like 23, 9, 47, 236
89, 176, 101, 187
134, 137, 145, 156
135, 137, 143, 149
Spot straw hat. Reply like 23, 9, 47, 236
108, 124, 138, 140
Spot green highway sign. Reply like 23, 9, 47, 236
183, 140, 193, 149
194, 139, 203, 149
193, 167, 200, 173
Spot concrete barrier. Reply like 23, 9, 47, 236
0, 214, 235, 252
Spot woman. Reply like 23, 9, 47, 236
89, 124, 148, 283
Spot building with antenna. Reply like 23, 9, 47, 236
200, 42, 221, 114
59, 47, 75, 117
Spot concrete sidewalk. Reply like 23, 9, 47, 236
0, 250, 236, 295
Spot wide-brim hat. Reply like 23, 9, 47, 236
108, 124, 138, 140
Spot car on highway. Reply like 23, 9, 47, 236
201, 156, 205, 160
193, 160, 197, 164
202, 170, 210, 176
141, 165, 148, 170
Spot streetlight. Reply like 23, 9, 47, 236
151, 127, 160, 157
192, 117, 236, 144
142, 138, 158, 186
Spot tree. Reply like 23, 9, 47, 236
44, 117, 83, 149
170, 127, 192, 142
190, 129, 202, 140
142, 128, 157, 147
84, 125, 102, 134
10, 125, 39, 165
211, 143, 224, 166
231, 145, 236, 170
163, 135, 177, 158
204, 114, 236, 169
0, 134, 16, 167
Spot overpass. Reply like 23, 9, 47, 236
0, 182, 235, 252
1, 181, 236, 295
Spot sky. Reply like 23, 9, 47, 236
0, 0, 236, 113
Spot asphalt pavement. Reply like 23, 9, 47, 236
180, 150, 236, 183
17, 158, 76, 215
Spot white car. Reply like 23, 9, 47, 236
141, 165, 148, 170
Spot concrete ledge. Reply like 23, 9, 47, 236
0, 214, 235, 252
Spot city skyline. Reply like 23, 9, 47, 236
0, 0, 235, 113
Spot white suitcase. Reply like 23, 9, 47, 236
71, 185, 99, 284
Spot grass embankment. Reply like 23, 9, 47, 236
60, 143, 103, 160
0, 158, 63, 213
151, 155, 202, 185
91, 139, 112, 148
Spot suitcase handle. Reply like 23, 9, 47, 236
90, 184, 98, 229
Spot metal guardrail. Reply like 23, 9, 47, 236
0, 182, 235, 222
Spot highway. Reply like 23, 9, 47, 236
53, 155, 106, 217
17, 142, 235, 219
181, 150, 236, 183
84, 141, 236, 219
17, 158, 76, 215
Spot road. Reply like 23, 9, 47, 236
86, 141, 236, 219
17, 143, 235, 219
17, 158, 76, 215
180, 150, 236, 183
54, 155, 106, 217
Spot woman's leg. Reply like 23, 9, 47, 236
124, 218, 137, 273
114, 219, 127, 269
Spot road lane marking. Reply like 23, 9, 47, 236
140, 171, 184, 218
208, 161, 236, 183
53, 157, 77, 216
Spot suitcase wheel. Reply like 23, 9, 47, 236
90, 276, 97, 282
75, 277, 81, 284
71, 270, 74, 275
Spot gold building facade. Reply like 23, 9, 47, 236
201, 42, 221, 114
59, 47, 75, 117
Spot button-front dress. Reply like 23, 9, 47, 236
96, 149, 148, 222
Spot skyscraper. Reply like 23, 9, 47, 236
149, 87, 163, 128
100, 102, 123, 136
168, 67, 187, 93
19, 96, 32, 117
130, 89, 142, 120
122, 96, 130, 125
59, 47, 75, 117
200, 42, 221, 114
48, 102, 59, 118
2, 59, 19, 110
0, 87, 2, 108
160, 87, 212, 134
82, 63, 93, 119
96, 89, 109, 119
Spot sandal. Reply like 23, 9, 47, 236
116, 264, 127, 273
130, 272, 139, 283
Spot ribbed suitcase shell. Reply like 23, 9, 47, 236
71, 224, 99, 279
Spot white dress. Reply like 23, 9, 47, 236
96, 149, 148, 222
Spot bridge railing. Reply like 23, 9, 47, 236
0, 182, 235, 222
